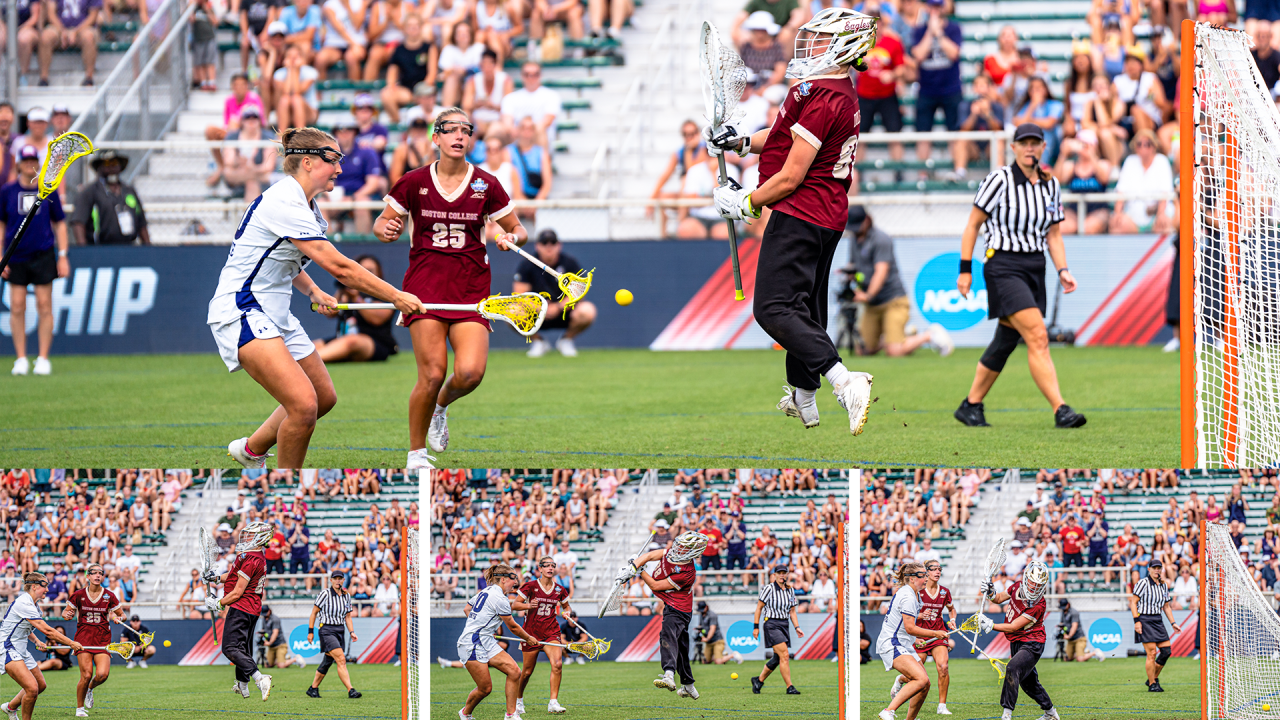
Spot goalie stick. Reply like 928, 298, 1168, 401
599, 532, 656, 617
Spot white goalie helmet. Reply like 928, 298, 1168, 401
235, 521, 275, 553
786, 7, 878, 80
667, 532, 710, 564
1019, 561, 1050, 605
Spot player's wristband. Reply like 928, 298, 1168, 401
57, 250, 67, 258
753, 623, 759, 628
308, 627, 315, 632
959, 259, 973, 274
1058, 267, 1069, 275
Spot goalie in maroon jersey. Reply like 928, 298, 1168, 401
618, 532, 708, 699
977, 561, 1060, 720
511, 557, 575, 715
891, 559, 957, 715
62, 564, 124, 717
373, 107, 529, 470
202, 521, 274, 702
707, 7, 877, 437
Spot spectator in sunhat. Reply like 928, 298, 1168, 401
72, 150, 150, 246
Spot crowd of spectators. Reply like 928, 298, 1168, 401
430, 469, 848, 618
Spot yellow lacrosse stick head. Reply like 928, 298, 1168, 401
139, 632, 155, 648
38, 132, 95, 199
594, 638, 611, 656
990, 657, 1008, 679
111, 640, 137, 660
477, 292, 549, 340
557, 268, 594, 316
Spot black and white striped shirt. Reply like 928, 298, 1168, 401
758, 582, 798, 621
1132, 576, 1171, 616
973, 163, 1065, 253
314, 587, 353, 626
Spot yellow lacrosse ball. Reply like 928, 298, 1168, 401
731, 673, 738, 680
615, 289, 633, 306
163, 640, 171, 647
1264, 705, 1271, 712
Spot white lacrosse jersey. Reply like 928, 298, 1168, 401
0, 592, 41, 652
876, 585, 920, 656
207, 175, 330, 329
459, 585, 512, 640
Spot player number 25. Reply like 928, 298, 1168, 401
431, 223, 467, 249
832, 135, 859, 179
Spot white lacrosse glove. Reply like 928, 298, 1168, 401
202, 570, 219, 584
615, 561, 638, 583
978, 579, 994, 598
978, 615, 994, 634
713, 178, 761, 222
702, 124, 751, 158
204, 596, 223, 614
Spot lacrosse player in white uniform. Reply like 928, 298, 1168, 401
0, 573, 83, 720
207, 127, 428, 469
456, 564, 542, 720
874, 561, 948, 720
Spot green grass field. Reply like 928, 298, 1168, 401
860, 656, 1199, 720
0, 663, 398, 719
0, 345, 1176, 467
432, 659, 836, 719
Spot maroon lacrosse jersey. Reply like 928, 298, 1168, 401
913, 585, 952, 653
69, 587, 119, 648
384, 162, 514, 328
517, 578, 569, 648
756, 74, 861, 232
1003, 580, 1047, 643
650, 556, 697, 614
224, 550, 268, 615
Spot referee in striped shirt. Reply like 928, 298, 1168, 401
751, 565, 805, 695
956, 122, 1087, 430
305, 571, 362, 699
1130, 559, 1182, 693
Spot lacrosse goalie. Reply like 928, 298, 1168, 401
705, 8, 878, 436
202, 521, 274, 702
978, 561, 1061, 720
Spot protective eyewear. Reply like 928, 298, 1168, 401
285, 145, 345, 164
434, 120, 475, 137
909, 571, 927, 578
538, 560, 556, 568
495, 572, 519, 581
88, 568, 104, 576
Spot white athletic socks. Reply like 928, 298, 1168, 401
825, 362, 852, 389
434, 404, 447, 416
795, 387, 817, 406
252, 671, 265, 682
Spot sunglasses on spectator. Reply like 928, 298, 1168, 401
1135, 141, 1155, 148
522, 70, 541, 77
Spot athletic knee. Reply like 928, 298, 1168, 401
1021, 324, 1049, 353
289, 397, 320, 426
453, 366, 485, 390
316, 387, 337, 417
980, 324, 1021, 372
936, 662, 949, 678
1156, 647, 1171, 666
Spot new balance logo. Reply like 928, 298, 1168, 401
419, 188, 429, 194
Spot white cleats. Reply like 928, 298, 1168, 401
890, 675, 902, 700
256, 673, 272, 701
11, 357, 28, 376
937, 703, 952, 715
76, 709, 89, 718
86, 687, 94, 708
556, 337, 578, 357
928, 323, 955, 357
879, 710, 896, 720
527, 338, 551, 357
833, 371, 873, 435
228, 437, 270, 469
1001, 710, 1013, 720
439, 656, 451, 668
1037, 708, 1061, 720
777, 386, 819, 428
504, 714, 524, 720
407, 448, 437, 470
1163, 336, 1180, 353
33, 356, 51, 375
428, 408, 449, 452
516, 698, 525, 715
676, 684, 699, 699
548, 699, 567, 713
654, 670, 678, 691
459, 710, 475, 720
234, 681, 251, 698
2, 702, 16, 720
138, 659, 147, 668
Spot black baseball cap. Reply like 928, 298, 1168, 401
537, 229, 559, 245
260, 605, 272, 616
1058, 598, 1070, 610
1149, 559, 1164, 569
330, 570, 346, 578
130, 614, 140, 621
1013, 123, 1045, 143
846, 205, 868, 229
697, 600, 708, 611
771, 565, 789, 575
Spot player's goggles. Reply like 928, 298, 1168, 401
434, 119, 476, 137
285, 145, 346, 164
538, 560, 556, 568
494, 571, 519, 581
88, 568, 103, 576
907, 571, 927, 578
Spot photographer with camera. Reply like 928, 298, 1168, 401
1057, 598, 1089, 661
848, 206, 954, 358
696, 600, 742, 665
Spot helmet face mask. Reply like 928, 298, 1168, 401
1020, 561, 1049, 605
667, 532, 710, 564
786, 8, 878, 80
235, 521, 274, 554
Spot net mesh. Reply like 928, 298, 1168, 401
700, 22, 748, 132
984, 538, 1007, 589
568, 641, 601, 660
1192, 23, 1280, 468
406, 527, 421, 720
558, 271, 593, 311
111, 641, 136, 660
40, 132, 93, 197
197, 527, 216, 574
602, 577, 627, 616
1204, 521, 1280, 719
840, 520, 853, 720
478, 293, 548, 336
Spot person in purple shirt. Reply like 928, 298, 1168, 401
38, 0, 102, 86
328, 119, 384, 235
1, 144, 69, 377
910, 0, 963, 179
1, 0, 43, 83
351, 93, 389, 188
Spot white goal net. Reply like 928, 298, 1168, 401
403, 469, 429, 720
1188, 21, 1280, 468
839, 518, 853, 720
1203, 521, 1280, 719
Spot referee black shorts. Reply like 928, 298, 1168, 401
319, 625, 345, 654
984, 250, 1048, 320
1135, 614, 1169, 644
762, 618, 791, 649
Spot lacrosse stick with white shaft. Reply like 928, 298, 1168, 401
565, 615, 611, 656
314, 292, 550, 338
503, 240, 593, 313
600, 531, 656, 617
494, 636, 602, 660
699, 20, 749, 302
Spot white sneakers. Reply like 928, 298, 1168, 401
234, 681, 251, 699
676, 684, 699, 700
1163, 336, 1180, 353
527, 338, 551, 357
890, 675, 902, 700
293, 655, 306, 668
458, 710, 474, 720
1036, 708, 1061, 720
86, 687, 94, 708
138, 659, 147, 669
504, 714, 524, 720
439, 656, 451, 669
76, 709, 89, 718
879, 710, 896, 720
228, 437, 270, 469
516, 698, 525, 715
256, 673, 272, 701
126, 660, 135, 669
732, 650, 743, 664
407, 449, 437, 470
653, 670, 678, 691
555, 337, 578, 357
1, 702, 16, 720
777, 386, 819, 428
937, 703, 952, 715
574, 655, 585, 664
1001, 709, 1013, 720
833, 372, 874, 435
428, 409, 449, 453
928, 323, 955, 357
547, 699, 566, 713
11, 357, 28, 376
